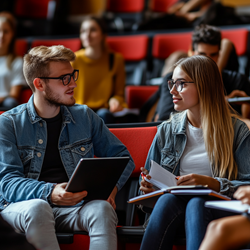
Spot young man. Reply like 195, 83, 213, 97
0, 45, 135, 250
154, 25, 250, 122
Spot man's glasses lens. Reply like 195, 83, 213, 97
63, 70, 79, 86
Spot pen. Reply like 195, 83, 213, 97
141, 172, 146, 180
175, 176, 180, 180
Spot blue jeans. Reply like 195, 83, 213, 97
140, 193, 235, 250
96, 108, 115, 124
0, 97, 19, 111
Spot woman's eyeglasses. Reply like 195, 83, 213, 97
167, 79, 194, 92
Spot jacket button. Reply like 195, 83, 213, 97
38, 139, 43, 144
81, 147, 85, 152
39, 122, 43, 127
37, 152, 42, 157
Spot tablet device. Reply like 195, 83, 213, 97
65, 157, 130, 200
227, 97, 250, 103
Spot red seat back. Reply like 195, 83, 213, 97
19, 88, 33, 104
125, 86, 159, 109
15, 39, 28, 57
106, 0, 144, 12
110, 127, 157, 176
221, 29, 248, 56
31, 38, 82, 52
150, 0, 179, 12
14, 0, 51, 19
152, 32, 192, 59
107, 35, 148, 61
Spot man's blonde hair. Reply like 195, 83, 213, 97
23, 45, 76, 92
174, 55, 237, 180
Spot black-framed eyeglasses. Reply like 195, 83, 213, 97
39, 69, 79, 86
167, 79, 194, 92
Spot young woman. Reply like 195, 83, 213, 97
0, 12, 26, 111
71, 16, 127, 123
139, 55, 250, 250
199, 186, 250, 250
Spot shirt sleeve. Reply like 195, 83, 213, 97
10, 57, 26, 87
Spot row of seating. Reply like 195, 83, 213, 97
18, 86, 159, 113
15, 27, 250, 85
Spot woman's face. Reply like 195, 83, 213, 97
0, 20, 14, 50
170, 66, 199, 112
80, 20, 105, 48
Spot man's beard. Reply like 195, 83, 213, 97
44, 85, 75, 107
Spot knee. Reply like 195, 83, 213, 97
186, 197, 206, 216
207, 220, 229, 239
84, 200, 118, 228
24, 199, 53, 222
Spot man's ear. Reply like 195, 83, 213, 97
33, 78, 45, 91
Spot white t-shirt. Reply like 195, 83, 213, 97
180, 121, 213, 177
0, 56, 26, 98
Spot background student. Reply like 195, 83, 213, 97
0, 11, 26, 111
71, 16, 127, 123
139, 55, 250, 250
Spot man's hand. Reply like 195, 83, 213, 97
177, 174, 220, 192
51, 183, 87, 206
139, 167, 156, 194
234, 186, 250, 205
109, 98, 123, 113
107, 186, 118, 210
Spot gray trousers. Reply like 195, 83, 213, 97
1, 199, 118, 250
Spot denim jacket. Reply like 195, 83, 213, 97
0, 96, 135, 210
142, 111, 250, 198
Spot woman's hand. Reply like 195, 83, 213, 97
139, 167, 156, 194
109, 98, 123, 113
234, 186, 250, 205
177, 174, 220, 192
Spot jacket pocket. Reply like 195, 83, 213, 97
18, 148, 34, 176
70, 139, 93, 163
161, 149, 176, 170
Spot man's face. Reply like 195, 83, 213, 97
43, 61, 77, 107
193, 43, 220, 64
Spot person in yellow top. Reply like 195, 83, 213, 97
71, 16, 127, 123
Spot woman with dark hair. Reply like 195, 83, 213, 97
139, 55, 250, 250
0, 12, 26, 110
71, 16, 127, 123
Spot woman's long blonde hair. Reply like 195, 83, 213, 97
174, 55, 237, 180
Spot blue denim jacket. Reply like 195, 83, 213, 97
143, 111, 250, 198
0, 96, 135, 210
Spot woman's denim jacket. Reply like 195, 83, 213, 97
142, 111, 250, 198
0, 96, 135, 211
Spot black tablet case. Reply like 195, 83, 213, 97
65, 157, 130, 200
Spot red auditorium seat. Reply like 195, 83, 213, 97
31, 38, 82, 52
107, 35, 148, 61
14, 0, 53, 19
19, 88, 33, 104
152, 32, 192, 59
106, 0, 144, 13
15, 39, 28, 57
125, 86, 159, 109
221, 29, 248, 56
150, 0, 179, 12
107, 35, 149, 85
